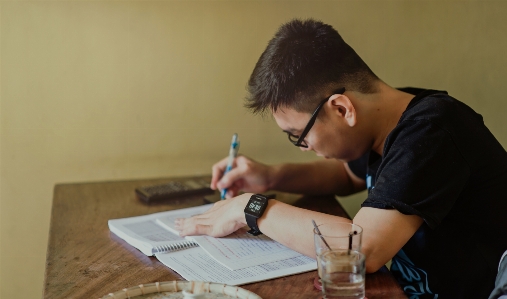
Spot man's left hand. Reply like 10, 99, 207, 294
175, 193, 251, 238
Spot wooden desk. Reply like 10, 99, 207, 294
43, 176, 407, 299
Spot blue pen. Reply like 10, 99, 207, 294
221, 133, 240, 199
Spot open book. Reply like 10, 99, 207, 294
108, 204, 316, 285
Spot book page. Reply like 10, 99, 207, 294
122, 219, 182, 243
192, 229, 302, 270
157, 215, 301, 270
156, 247, 317, 286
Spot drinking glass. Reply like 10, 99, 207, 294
319, 249, 365, 299
313, 223, 364, 299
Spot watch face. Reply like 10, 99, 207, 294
244, 195, 267, 217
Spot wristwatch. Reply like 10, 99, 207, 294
244, 194, 276, 236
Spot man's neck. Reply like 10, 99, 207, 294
358, 82, 415, 156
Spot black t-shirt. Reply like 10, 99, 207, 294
348, 88, 507, 299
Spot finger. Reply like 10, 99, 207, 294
226, 189, 241, 198
180, 224, 212, 237
217, 166, 245, 190
225, 181, 243, 198
174, 219, 182, 231
177, 215, 207, 235
211, 156, 231, 189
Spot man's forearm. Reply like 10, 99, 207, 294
256, 198, 352, 258
269, 159, 357, 195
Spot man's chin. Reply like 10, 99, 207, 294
316, 153, 333, 159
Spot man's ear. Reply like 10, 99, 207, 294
327, 94, 357, 127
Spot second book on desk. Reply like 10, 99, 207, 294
108, 204, 306, 271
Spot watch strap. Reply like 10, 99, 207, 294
246, 213, 262, 236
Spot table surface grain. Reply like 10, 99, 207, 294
43, 176, 407, 299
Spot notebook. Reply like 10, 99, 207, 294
108, 204, 317, 285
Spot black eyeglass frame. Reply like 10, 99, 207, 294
287, 87, 346, 148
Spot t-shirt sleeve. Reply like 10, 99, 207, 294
361, 119, 471, 229
347, 151, 369, 180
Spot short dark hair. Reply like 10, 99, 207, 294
246, 19, 379, 114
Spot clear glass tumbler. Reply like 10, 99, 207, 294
319, 249, 365, 299
313, 222, 364, 299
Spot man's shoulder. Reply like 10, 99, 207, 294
400, 90, 482, 129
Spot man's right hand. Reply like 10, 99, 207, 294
211, 155, 275, 198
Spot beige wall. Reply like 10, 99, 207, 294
1, 1, 506, 298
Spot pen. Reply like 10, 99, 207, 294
221, 133, 240, 199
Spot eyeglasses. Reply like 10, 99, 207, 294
287, 87, 346, 148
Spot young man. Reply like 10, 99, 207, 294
175, 19, 507, 298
